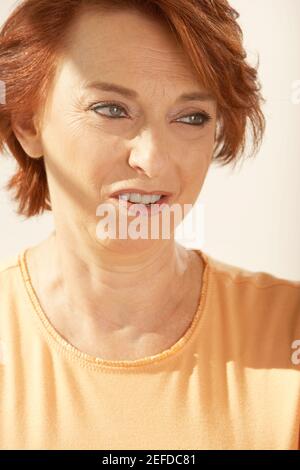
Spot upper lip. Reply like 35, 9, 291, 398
110, 188, 172, 198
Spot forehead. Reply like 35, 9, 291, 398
60, 7, 202, 87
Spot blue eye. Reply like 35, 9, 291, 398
91, 103, 127, 119
175, 112, 212, 127
91, 102, 212, 127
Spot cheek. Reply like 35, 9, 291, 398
43, 110, 120, 176
182, 137, 214, 174
82, 135, 121, 183
179, 137, 214, 196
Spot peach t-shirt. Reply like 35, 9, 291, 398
0, 246, 299, 450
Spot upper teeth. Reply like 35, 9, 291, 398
118, 193, 163, 204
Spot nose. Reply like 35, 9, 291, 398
128, 128, 170, 177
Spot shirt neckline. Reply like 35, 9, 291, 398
18, 246, 210, 371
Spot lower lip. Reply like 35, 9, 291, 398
110, 195, 171, 216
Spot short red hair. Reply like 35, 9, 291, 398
0, 0, 265, 217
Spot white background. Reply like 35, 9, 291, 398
0, 0, 299, 280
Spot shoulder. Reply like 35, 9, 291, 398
0, 250, 24, 302
201, 249, 300, 292
0, 251, 22, 310
201, 250, 298, 284
0, 253, 19, 274
197, 250, 300, 367
199, 248, 300, 330
0, 252, 21, 365
0, 252, 20, 284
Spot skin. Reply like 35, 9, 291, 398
12, 7, 217, 361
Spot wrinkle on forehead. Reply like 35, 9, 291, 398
96, 62, 196, 84
116, 43, 191, 65
74, 43, 198, 87
70, 38, 192, 74
64, 8, 192, 68
57, 8, 206, 100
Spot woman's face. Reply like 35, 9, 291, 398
35, 7, 217, 250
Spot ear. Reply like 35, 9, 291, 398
11, 113, 43, 159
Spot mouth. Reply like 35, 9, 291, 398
110, 194, 172, 216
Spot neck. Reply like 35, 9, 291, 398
30, 230, 197, 335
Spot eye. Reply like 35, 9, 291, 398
90, 102, 212, 128
91, 102, 128, 119
175, 112, 212, 127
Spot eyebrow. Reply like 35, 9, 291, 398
84, 81, 215, 103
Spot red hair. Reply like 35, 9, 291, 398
0, 0, 265, 217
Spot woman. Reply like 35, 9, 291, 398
0, 0, 299, 451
